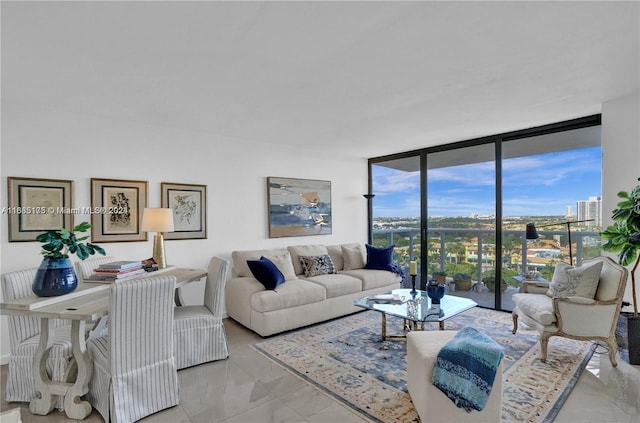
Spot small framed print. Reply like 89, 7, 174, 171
161, 182, 207, 240
90, 178, 148, 243
6, 177, 74, 242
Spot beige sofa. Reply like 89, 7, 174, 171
225, 243, 402, 336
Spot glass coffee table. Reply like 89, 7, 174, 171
354, 288, 477, 340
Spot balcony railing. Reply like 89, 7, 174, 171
373, 227, 601, 284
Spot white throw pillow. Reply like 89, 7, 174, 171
547, 260, 603, 299
264, 251, 298, 281
342, 244, 365, 270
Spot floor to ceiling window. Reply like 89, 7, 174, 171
368, 116, 602, 311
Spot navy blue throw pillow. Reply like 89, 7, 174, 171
365, 244, 394, 271
247, 256, 285, 290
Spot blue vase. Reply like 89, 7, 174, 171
427, 283, 445, 305
32, 258, 78, 297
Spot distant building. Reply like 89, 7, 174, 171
565, 205, 574, 217
576, 196, 601, 228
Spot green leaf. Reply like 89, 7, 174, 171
88, 244, 106, 255
74, 222, 91, 233
76, 244, 90, 260
59, 228, 72, 240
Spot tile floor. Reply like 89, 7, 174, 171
1, 315, 639, 422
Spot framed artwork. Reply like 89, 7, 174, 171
90, 178, 148, 243
161, 182, 207, 240
267, 177, 332, 238
6, 177, 74, 242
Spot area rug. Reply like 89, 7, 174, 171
252, 308, 596, 423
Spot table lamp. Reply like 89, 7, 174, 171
141, 208, 174, 269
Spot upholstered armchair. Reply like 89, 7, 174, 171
512, 256, 628, 367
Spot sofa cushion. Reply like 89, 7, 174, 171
250, 279, 326, 313
232, 249, 297, 280
512, 293, 557, 326
547, 260, 603, 299
341, 268, 401, 290
247, 257, 285, 290
365, 244, 394, 271
299, 255, 337, 277
326, 245, 344, 271
288, 245, 329, 275
302, 273, 363, 298
342, 244, 365, 270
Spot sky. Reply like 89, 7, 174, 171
372, 146, 602, 218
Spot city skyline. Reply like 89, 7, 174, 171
372, 146, 602, 218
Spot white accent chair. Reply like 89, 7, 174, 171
1, 268, 74, 409
86, 275, 180, 422
512, 256, 628, 367
406, 331, 503, 423
173, 256, 230, 369
74, 255, 116, 282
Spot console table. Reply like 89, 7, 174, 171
0, 267, 207, 419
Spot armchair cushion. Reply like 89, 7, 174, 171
547, 260, 603, 299
513, 293, 556, 326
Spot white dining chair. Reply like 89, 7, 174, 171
1, 268, 74, 409
173, 256, 230, 369
86, 275, 180, 422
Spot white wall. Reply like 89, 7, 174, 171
2, 92, 638, 363
602, 92, 640, 310
0, 104, 369, 362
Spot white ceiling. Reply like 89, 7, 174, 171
2, 1, 638, 158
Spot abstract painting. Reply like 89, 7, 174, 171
267, 177, 332, 238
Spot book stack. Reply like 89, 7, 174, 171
86, 260, 146, 283
367, 293, 406, 304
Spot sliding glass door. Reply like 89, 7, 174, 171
426, 144, 497, 308
368, 116, 602, 311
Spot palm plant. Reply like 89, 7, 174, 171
601, 177, 640, 317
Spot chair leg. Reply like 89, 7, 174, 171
540, 332, 551, 363
605, 336, 619, 367
512, 313, 519, 334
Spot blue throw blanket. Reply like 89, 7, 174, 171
432, 327, 504, 412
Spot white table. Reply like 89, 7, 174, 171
0, 267, 207, 419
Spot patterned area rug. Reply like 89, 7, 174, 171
253, 308, 595, 423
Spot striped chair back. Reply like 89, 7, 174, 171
1, 269, 41, 351
108, 275, 179, 422
204, 256, 229, 318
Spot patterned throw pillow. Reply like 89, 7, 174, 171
299, 255, 337, 277
547, 260, 603, 299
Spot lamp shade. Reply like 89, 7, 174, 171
525, 223, 539, 240
141, 208, 174, 232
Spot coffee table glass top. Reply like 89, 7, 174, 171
354, 288, 477, 323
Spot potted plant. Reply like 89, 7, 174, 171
433, 270, 447, 285
452, 272, 472, 291
601, 177, 640, 364
33, 221, 106, 297
482, 274, 507, 292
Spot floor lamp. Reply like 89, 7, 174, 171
525, 219, 594, 265
141, 208, 175, 269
